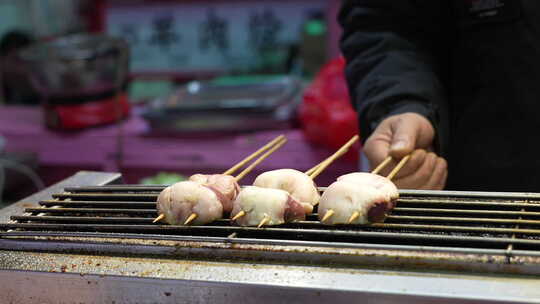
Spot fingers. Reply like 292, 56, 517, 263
389, 117, 419, 158
391, 153, 448, 190
389, 113, 435, 158
424, 157, 448, 190
367, 141, 448, 190
364, 113, 435, 171
370, 149, 427, 178
364, 136, 390, 170
363, 112, 437, 180
384, 149, 427, 179
436, 168, 448, 190
364, 122, 393, 170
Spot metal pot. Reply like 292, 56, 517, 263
18, 33, 129, 98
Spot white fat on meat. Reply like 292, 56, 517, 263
156, 181, 223, 225
337, 172, 399, 210
189, 174, 240, 213
253, 169, 318, 213
318, 180, 390, 225
231, 186, 306, 226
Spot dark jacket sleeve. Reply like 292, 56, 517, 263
339, 0, 449, 155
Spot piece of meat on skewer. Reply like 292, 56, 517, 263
189, 174, 240, 213
318, 180, 390, 225
319, 154, 411, 225
337, 172, 399, 210
153, 135, 287, 224
231, 186, 307, 227
249, 135, 361, 214
253, 169, 317, 213
156, 181, 223, 225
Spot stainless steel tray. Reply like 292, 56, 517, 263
142, 76, 303, 134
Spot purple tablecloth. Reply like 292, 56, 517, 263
1, 105, 359, 185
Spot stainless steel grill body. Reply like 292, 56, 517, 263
1, 171, 540, 304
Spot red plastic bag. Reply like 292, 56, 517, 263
298, 57, 360, 161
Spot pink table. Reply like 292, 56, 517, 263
1, 105, 360, 186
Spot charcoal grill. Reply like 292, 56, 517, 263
1, 171, 540, 303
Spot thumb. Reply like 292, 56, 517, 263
389, 118, 418, 158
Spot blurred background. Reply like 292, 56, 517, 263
0, 0, 360, 206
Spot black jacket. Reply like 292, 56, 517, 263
340, 0, 540, 191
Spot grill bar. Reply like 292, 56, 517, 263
10, 215, 154, 224
399, 189, 540, 199
2, 222, 540, 245
15, 212, 540, 227
24, 207, 156, 215
393, 207, 540, 217
386, 215, 540, 226
52, 193, 158, 201
53, 193, 540, 203
5, 230, 540, 256
39, 200, 155, 208
398, 198, 540, 208
371, 223, 540, 235
40, 199, 540, 210
3, 221, 540, 237
64, 185, 167, 192
63, 186, 540, 200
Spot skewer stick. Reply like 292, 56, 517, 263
305, 160, 323, 176
348, 211, 360, 224
309, 135, 359, 180
184, 213, 198, 225
257, 215, 270, 228
306, 141, 354, 176
305, 154, 333, 176
222, 135, 285, 176
371, 156, 392, 175
153, 214, 165, 223
321, 209, 335, 222
234, 138, 287, 182
306, 135, 360, 176
308, 136, 358, 206
231, 210, 246, 221
386, 155, 411, 181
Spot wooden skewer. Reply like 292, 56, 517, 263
306, 136, 359, 206
348, 211, 360, 224
257, 215, 270, 228
386, 154, 411, 181
234, 138, 287, 182
310, 151, 348, 208
305, 144, 352, 177
231, 210, 246, 221
309, 135, 359, 180
304, 154, 334, 176
321, 209, 335, 222
307, 157, 338, 207
305, 160, 323, 176
153, 214, 165, 223
371, 156, 392, 175
222, 134, 285, 176
306, 140, 355, 176
184, 213, 198, 225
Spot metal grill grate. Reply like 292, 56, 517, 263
3, 186, 540, 255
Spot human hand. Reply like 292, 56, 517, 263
364, 113, 447, 190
